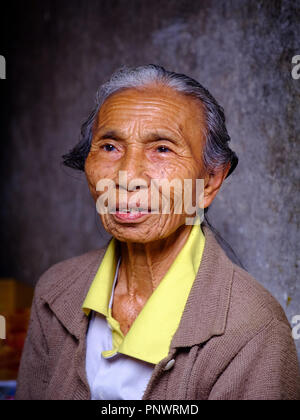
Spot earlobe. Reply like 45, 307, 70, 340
203, 163, 231, 208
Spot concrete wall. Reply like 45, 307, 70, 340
1, 0, 299, 358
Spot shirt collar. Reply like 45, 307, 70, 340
40, 223, 234, 366
82, 221, 206, 364
82, 237, 119, 318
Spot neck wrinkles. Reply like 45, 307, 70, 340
117, 224, 193, 299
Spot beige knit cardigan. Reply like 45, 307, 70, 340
15, 224, 300, 400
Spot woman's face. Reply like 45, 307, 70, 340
85, 84, 207, 243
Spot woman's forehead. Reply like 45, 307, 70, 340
95, 86, 206, 143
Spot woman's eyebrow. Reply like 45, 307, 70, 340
143, 132, 181, 145
95, 129, 182, 145
97, 130, 124, 141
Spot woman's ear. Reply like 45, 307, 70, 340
203, 163, 231, 209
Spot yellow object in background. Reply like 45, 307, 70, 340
0, 278, 34, 381
0, 278, 34, 315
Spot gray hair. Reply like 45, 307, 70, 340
62, 64, 238, 177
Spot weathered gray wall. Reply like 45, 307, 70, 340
1, 0, 299, 358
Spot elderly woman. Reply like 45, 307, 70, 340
16, 65, 300, 400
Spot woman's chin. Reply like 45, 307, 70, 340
101, 214, 186, 244
101, 214, 164, 243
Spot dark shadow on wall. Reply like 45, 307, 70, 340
0, 3, 13, 278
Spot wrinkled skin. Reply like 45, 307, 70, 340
85, 84, 230, 335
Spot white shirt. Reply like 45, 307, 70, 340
85, 258, 155, 400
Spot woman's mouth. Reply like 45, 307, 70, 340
113, 207, 154, 222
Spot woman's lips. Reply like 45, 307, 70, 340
114, 210, 150, 222
110, 203, 159, 222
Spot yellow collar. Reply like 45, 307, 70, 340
82, 222, 205, 364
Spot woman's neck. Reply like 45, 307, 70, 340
116, 224, 193, 301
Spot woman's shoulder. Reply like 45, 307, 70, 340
227, 261, 291, 338
202, 223, 289, 332
33, 247, 107, 301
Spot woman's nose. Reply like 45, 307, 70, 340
118, 147, 148, 189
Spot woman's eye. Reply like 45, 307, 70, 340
156, 145, 170, 153
102, 144, 116, 152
